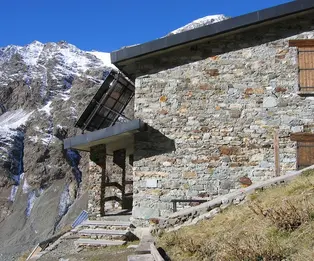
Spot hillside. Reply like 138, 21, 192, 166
158, 169, 314, 261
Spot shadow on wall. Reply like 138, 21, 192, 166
134, 125, 175, 161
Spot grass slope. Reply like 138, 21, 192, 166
159, 170, 314, 261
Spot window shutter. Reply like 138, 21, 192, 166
291, 132, 314, 170
299, 47, 314, 92
297, 141, 314, 169
289, 40, 314, 93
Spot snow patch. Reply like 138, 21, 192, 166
58, 185, 71, 217
29, 135, 39, 143
23, 178, 31, 194
58, 46, 93, 73
66, 149, 82, 184
59, 90, 70, 101
0, 109, 32, 141
0, 109, 32, 129
26, 191, 36, 216
9, 185, 18, 202
41, 136, 53, 145
87, 51, 117, 69
38, 101, 52, 116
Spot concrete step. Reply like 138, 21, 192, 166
136, 229, 155, 254
81, 220, 131, 227
74, 238, 126, 246
78, 228, 129, 236
127, 254, 155, 261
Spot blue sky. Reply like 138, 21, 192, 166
1, 0, 292, 52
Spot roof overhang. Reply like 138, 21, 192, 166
64, 119, 146, 155
111, 0, 314, 78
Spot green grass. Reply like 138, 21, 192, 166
158, 170, 314, 261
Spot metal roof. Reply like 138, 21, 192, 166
111, 0, 314, 66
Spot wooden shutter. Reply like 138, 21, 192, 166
289, 40, 314, 93
291, 132, 314, 170
297, 142, 314, 170
298, 47, 314, 92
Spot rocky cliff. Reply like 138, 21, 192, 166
0, 40, 114, 260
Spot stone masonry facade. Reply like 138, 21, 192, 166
132, 13, 314, 220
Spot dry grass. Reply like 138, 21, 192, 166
17, 251, 31, 261
158, 170, 314, 261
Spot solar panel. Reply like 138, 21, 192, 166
75, 69, 135, 132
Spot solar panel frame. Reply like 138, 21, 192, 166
75, 69, 135, 132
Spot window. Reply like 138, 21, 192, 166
289, 40, 314, 94
290, 133, 314, 170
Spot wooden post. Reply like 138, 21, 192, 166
113, 149, 126, 208
274, 131, 280, 176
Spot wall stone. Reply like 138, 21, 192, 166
88, 144, 106, 216
132, 15, 314, 221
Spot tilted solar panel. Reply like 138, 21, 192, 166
75, 69, 135, 132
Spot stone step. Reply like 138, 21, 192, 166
127, 254, 154, 261
74, 238, 126, 246
81, 220, 131, 227
78, 228, 129, 236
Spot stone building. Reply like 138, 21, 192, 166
65, 0, 314, 223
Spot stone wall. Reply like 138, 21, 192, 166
132, 14, 314, 221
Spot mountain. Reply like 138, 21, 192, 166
168, 14, 229, 35
0, 13, 228, 259
0, 40, 116, 260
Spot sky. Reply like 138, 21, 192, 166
1, 0, 292, 52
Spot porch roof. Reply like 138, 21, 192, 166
63, 119, 146, 155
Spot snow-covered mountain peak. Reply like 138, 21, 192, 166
0, 41, 115, 73
20, 41, 44, 66
169, 14, 229, 35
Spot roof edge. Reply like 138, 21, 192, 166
111, 0, 314, 64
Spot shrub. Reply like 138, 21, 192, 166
218, 234, 288, 261
249, 198, 314, 231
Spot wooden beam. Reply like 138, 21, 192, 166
274, 131, 280, 177
104, 182, 123, 191
290, 132, 314, 142
289, 40, 314, 47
